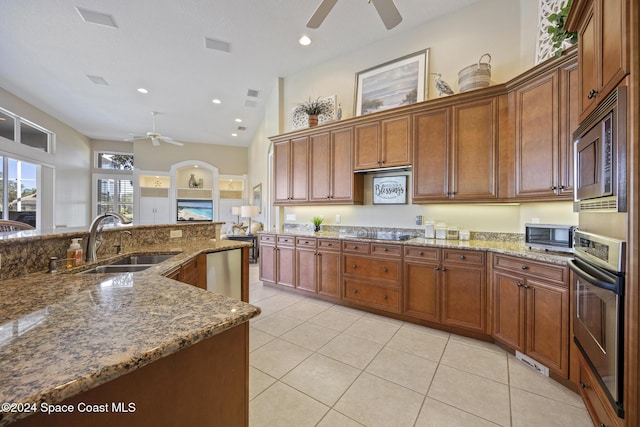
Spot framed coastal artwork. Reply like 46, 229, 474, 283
354, 49, 429, 116
372, 175, 407, 205
252, 183, 262, 214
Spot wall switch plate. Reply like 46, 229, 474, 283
335, 214, 341, 224
170, 230, 183, 238
415, 215, 423, 225
286, 214, 296, 222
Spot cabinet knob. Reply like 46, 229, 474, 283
383, 295, 388, 300
353, 289, 358, 294
521, 265, 528, 270
434, 267, 440, 271
460, 255, 465, 260
441, 267, 446, 272
327, 243, 332, 246
580, 382, 587, 389
517, 282, 523, 287
550, 185, 557, 190
419, 251, 424, 256
523, 284, 530, 289
384, 248, 388, 252
587, 89, 599, 99
353, 246, 358, 249
352, 264, 357, 269
383, 267, 388, 272
558, 185, 565, 190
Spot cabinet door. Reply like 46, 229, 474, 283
380, 115, 411, 167
309, 132, 331, 202
514, 70, 559, 198
290, 137, 309, 202
273, 140, 291, 203
354, 122, 380, 170
492, 271, 525, 352
331, 127, 361, 202
441, 264, 487, 332
403, 261, 440, 322
317, 249, 341, 299
599, 0, 626, 108
259, 244, 276, 283
578, 2, 598, 117
296, 247, 317, 293
525, 278, 569, 377
276, 246, 295, 287
558, 57, 579, 197
451, 98, 498, 200
412, 108, 450, 201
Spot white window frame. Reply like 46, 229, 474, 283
0, 107, 55, 154
92, 173, 134, 219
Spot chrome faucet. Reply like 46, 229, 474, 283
86, 212, 132, 262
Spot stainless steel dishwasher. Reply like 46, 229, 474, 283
206, 249, 242, 300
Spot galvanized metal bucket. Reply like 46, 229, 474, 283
458, 53, 492, 93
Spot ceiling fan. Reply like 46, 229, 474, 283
307, 0, 402, 30
127, 111, 184, 147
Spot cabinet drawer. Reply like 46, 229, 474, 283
371, 243, 402, 257
342, 240, 370, 254
277, 235, 296, 246
404, 246, 440, 261
296, 237, 317, 248
318, 239, 340, 251
259, 234, 276, 244
344, 279, 400, 313
578, 354, 620, 427
344, 255, 400, 283
493, 255, 567, 285
443, 249, 485, 265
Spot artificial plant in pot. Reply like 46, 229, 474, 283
311, 216, 324, 232
546, 0, 578, 57
295, 97, 330, 127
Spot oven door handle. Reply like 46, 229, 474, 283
568, 259, 620, 293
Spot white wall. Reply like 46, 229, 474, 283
247, 0, 579, 234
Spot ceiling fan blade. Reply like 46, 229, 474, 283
162, 137, 184, 147
306, 0, 338, 28
371, 0, 402, 29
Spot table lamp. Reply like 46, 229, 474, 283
240, 205, 259, 235
231, 206, 240, 224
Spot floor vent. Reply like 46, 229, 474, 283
515, 351, 549, 377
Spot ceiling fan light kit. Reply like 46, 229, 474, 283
307, 0, 402, 30
128, 111, 184, 147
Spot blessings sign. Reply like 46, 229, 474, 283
372, 175, 407, 205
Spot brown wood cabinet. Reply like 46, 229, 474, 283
511, 55, 579, 200
354, 114, 411, 170
309, 127, 364, 204
258, 234, 276, 284
164, 254, 206, 289
275, 235, 295, 287
577, 350, 623, 427
567, 0, 628, 121
295, 237, 317, 294
403, 247, 487, 333
274, 136, 309, 204
412, 96, 499, 202
491, 254, 569, 377
317, 239, 341, 299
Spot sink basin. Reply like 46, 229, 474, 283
109, 254, 176, 265
81, 265, 153, 274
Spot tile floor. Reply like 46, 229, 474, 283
247, 265, 593, 427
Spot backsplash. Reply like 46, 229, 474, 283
0, 223, 222, 280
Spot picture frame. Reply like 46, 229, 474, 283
252, 183, 262, 214
372, 175, 407, 205
355, 49, 429, 116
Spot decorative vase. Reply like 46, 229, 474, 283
314, 224, 320, 232
308, 115, 319, 127
188, 174, 197, 188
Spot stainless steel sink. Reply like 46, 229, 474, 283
109, 254, 176, 265
81, 265, 153, 274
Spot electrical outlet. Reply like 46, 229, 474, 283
415, 215, 423, 225
335, 214, 341, 224
286, 214, 296, 222
170, 230, 183, 238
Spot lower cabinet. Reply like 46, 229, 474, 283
491, 254, 569, 377
164, 254, 206, 289
258, 234, 276, 284
275, 236, 295, 288
316, 239, 341, 298
403, 247, 487, 333
295, 237, 318, 294
577, 350, 622, 427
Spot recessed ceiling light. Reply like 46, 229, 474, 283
298, 35, 312, 46
0, 118, 5, 121
137, 88, 148, 94
231, 133, 238, 137
212, 99, 222, 104
235, 118, 242, 123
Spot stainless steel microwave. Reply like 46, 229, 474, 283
525, 224, 577, 253
573, 86, 627, 212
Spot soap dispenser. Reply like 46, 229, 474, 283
67, 238, 83, 269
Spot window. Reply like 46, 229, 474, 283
0, 107, 53, 153
97, 152, 134, 170
96, 177, 133, 221
0, 156, 38, 227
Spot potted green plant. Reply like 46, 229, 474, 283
295, 97, 330, 127
546, 0, 578, 57
311, 216, 324, 232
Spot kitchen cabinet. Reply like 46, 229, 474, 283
258, 234, 276, 284
354, 114, 411, 170
412, 96, 499, 202
403, 247, 487, 333
274, 136, 309, 204
309, 127, 364, 204
491, 254, 569, 377
295, 237, 317, 294
164, 254, 206, 289
316, 238, 341, 299
566, 0, 628, 122
138, 175, 171, 225
512, 54, 578, 200
275, 235, 295, 287
342, 241, 402, 313
577, 350, 622, 427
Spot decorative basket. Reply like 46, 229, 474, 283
458, 53, 492, 93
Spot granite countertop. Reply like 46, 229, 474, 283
259, 230, 573, 266
0, 239, 260, 426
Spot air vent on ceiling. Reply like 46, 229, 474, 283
237, 126, 246, 131
205, 37, 231, 53
245, 100, 257, 108
247, 89, 259, 98
76, 7, 118, 28
86, 75, 109, 85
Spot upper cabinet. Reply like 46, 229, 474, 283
354, 114, 411, 170
566, 0, 628, 122
274, 136, 309, 204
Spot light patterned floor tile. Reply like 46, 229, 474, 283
309, 307, 363, 332
317, 410, 365, 427
343, 316, 401, 345
318, 333, 383, 369
249, 381, 329, 427
279, 299, 331, 321
249, 327, 276, 352
415, 398, 502, 427
510, 387, 593, 427
250, 312, 305, 337
440, 340, 508, 384
249, 366, 276, 400
386, 327, 448, 362
366, 347, 437, 394
250, 338, 312, 379
280, 321, 340, 351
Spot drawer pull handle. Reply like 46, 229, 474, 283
460, 255, 465, 260
304, 241, 309, 244
521, 265, 528, 270
434, 267, 440, 271
384, 248, 388, 252
352, 264, 357, 269
353, 289, 358, 294
419, 251, 424, 256
587, 89, 599, 99
327, 243, 332, 246
354, 246, 358, 249
383, 295, 388, 300
383, 268, 388, 272
517, 282, 523, 287
580, 382, 588, 389
441, 267, 446, 272
523, 284, 530, 289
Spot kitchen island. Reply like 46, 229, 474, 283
0, 239, 260, 426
